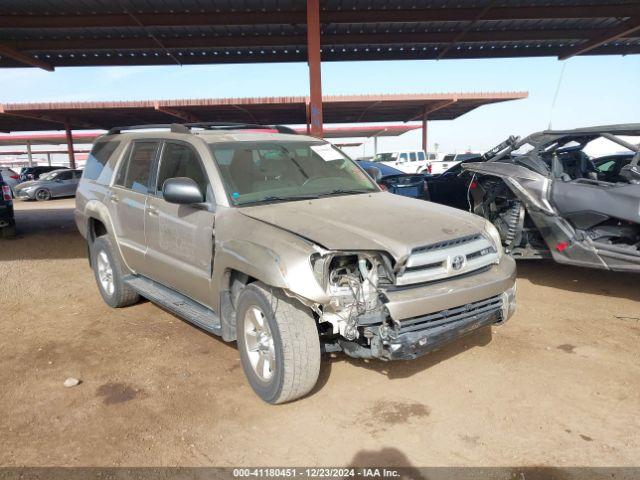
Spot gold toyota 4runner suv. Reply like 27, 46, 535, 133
75, 123, 517, 404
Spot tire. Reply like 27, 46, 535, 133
35, 188, 51, 201
236, 282, 320, 404
91, 235, 140, 308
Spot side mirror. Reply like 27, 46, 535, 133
162, 177, 204, 205
364, 166, 382, 182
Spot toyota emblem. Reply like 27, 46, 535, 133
451, 255, 466, 271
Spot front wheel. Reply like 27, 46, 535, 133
236, 282, 320, 404
35, 189, 51, 201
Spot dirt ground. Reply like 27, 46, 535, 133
1, 198, 639, 467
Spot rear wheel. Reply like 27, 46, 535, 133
91, 236, 140, 308
236, 282, 320, 404
35, 189, 51, 201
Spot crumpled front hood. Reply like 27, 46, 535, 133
240, 191, 485, 261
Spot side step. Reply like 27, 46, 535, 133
124, 276, 222, 335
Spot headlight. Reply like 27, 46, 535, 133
310, 251, 394, 291
483, 220, 504, 256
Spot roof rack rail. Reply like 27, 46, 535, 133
184, 122, 298, 134
106, 122, 297, 136
107, 124, 189, 135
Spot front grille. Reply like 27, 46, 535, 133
395, 234, 499, 286
412, 234, 482, 254
397, 295, 503, 335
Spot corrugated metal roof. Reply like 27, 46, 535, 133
0, 0, 638, 69
0, 91, 527, 132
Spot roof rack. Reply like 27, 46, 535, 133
106, 122, 297, 136
184, 122, 297, 135
107, 124, 189, 135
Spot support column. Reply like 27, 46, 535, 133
65, 121, 76, 169
26, 141, 33, 167
421, 112, 428, 153
46, 152, 51, 166
373, 136, 378, 156
306, 0, 323, 138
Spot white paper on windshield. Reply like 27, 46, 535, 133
310, 144, 343, 161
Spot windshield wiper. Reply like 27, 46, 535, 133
317, 189, 373, 197
240, 194, 320, 205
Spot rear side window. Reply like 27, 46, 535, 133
409, 152, 417, 162
84, 141, 120, 181
115, 141, 159, 194
417, 152, 426, 161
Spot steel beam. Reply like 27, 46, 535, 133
559, 16, 640, 60
307, 0, 323, 138
0, 43, 53, 71
2, 5, 638, 28
406, 100, 458, 122
65, 122, 76, 170
421, 113, 428, 153
154, 104, 200, 122
437, 1, 495, 60
26, 141, 33, 167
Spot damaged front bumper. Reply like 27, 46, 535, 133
337, 259, 517, 361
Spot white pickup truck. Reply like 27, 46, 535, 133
372, 150, 438, 174
428, 152, 481, 175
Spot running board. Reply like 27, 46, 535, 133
124, 276, 222, 335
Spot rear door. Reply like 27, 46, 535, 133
109, 140, 160, 273
144, 140, 216, 308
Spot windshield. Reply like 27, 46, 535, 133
372, 153, 397, 162
210, 141, 378, 206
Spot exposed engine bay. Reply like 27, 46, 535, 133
462, 124, 640, 272
309, 243, 513, 360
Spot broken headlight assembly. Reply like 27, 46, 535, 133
310, 251, 394, 340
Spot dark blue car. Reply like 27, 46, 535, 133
358, 160, 429, 200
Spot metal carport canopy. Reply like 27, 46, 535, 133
0, 0, 639, 70
0, 92, 527, 132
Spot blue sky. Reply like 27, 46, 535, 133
1, 54, 638, 158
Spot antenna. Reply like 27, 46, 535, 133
548, 62, 568, 130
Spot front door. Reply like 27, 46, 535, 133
144, 141, 216, 308
109, 140, 160, 273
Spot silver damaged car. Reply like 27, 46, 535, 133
75, 124, 517, 404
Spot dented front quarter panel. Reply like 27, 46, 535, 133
211, 207, 331, 311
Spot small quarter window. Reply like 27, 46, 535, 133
84, 141, 120, 181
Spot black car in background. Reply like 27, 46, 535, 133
0, 170, 16, 238
19, 165, 69, 182
358, 160, 430, 200
423, 154, 481, 210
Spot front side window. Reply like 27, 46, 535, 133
398, 153, 408, 162
156, 142, 211, 201
115, 141, 159, 194
210, 141, 378, 206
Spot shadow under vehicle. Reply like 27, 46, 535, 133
458, 124, 640, 272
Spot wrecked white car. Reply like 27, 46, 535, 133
75, 123, 517, 404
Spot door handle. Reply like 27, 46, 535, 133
147, 205, 158, 216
